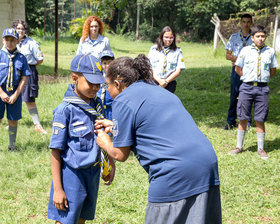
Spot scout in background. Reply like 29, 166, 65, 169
48, 54, 115, 224
97, 50, 115, 121
0, 28, 31, 151
148, 26, 185, 93
13, 19, 47, 134
224, 14, 253, 130
229, 26, 278, 159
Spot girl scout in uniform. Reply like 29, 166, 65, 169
148, 26, 185, 93
95, 55, 221, 224
229, 26, 278, 159
13, 19, 47, 134
76, 15, 112, 59
48, 54, 115, 224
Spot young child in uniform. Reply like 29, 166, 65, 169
0, 28, 31, 151
48, 54, 115, 224
97, 50, 115, 120
229, 26, 278, 159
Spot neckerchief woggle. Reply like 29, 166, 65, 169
63, 95, 111, 177
252, 43, 266, 81
2, 47, 19, 92
240, 30, 251, 47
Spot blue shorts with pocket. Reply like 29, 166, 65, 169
22, 65, 39, 102
237, 83, 269, 122
48, 162, 100, 224
0, 85, 22, 121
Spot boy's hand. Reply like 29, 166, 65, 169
8, 94, 18, 104
53, 189, 68, 211
0, 91, 10, 103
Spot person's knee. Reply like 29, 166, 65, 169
26, 101, 36, 109
78, 218, 85, 224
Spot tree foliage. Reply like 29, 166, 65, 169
25, 0, 280, 41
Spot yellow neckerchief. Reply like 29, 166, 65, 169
252, 43, 266, 81
162, 47, 171, 74
240, 30, 251, 47
2, 47, 19, 92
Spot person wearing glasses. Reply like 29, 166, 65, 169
12, 19, 47, 134
76, 15, 112, 59
148, 26, 185, 93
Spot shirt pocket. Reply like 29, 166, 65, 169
14, 61, 23, 75
69, 125, 94, 151
0, 63, 8, 78
168, 57, 177, 70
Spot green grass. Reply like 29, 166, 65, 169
0, 35, 280, 223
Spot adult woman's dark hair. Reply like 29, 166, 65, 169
156, 26, 177, 51
12, 19, 29, 34
107, 54, 155, 87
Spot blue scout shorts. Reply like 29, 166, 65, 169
48, 163, 100, 224
22, 65, 39, 102
0, 85, 22, 121
145, 185, 221, 224
237, 83, 269, 122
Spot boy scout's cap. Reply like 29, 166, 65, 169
2, 28, 19, 39
70, 54, 105, 84
100, 50, 114, 59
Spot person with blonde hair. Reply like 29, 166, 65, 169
76, 15, 112, 59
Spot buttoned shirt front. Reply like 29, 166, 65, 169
76, 34, 112, 59
0, 49, 31, 87
17, 36, 44, 65
148, 45, 185, 79
235, 45, 278, 83
225, 31, 253, 56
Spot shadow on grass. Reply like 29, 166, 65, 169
176, 66, 280, 128
245, 138, 280, 153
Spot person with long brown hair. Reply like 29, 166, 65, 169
76, 15, 112, 59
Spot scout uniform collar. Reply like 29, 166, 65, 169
240, 30, 252, 47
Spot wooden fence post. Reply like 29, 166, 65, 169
273, 6, 279, 50
211, 13, 227, 51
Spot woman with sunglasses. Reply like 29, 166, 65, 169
76, 15, 112, 59
95, 54, 221, 224
148, 26, 185, 93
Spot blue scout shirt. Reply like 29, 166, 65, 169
235, 45, 278, 83
225, 31, 253, 56
49, 84, 103, 169
148, 45, 185, 79
17, 36, 44, 65
112, 81, 220, 203
0, 49, 31, 88
76, 34, 112, 59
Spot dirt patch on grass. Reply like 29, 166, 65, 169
39, 75, 71, 84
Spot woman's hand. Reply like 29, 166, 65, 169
95, 119, 113, 133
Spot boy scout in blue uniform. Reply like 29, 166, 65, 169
0, 28, 31, 151
229, 26, 278, 159
48, 54, 115, 224
224, 14, 253, 130
97, 50, 115, 120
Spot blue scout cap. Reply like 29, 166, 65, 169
2, 28, 19, 39
70, 54, 105, 84
100, 50, 114, 59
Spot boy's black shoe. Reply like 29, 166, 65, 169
8, 145, 19, 151
224, 123, 236, 130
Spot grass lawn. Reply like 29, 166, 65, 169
0, 33, 280, 223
